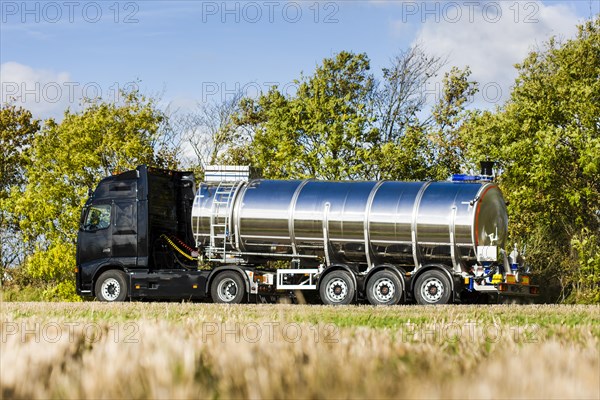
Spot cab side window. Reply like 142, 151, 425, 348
115, 202, 135, 234
84, 205, 111, 231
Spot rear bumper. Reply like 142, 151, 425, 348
474, 282, 540, 296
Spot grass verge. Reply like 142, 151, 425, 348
1, 303, 598, 399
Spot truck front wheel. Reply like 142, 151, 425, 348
211, 271, 246, 304
95, 270, 128, 302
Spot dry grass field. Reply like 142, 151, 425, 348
1, 302, 598, 399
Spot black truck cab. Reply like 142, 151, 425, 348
76, 166, 210, 301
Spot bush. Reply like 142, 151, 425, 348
568, 229, 600, 304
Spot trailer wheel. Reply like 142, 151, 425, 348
414, 270, 452, 305
95, 270, 128, 302
366, 270, 403, 306
211, 271, 245, 304
320, 270, 355, 305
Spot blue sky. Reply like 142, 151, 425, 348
1, 1, 598, 118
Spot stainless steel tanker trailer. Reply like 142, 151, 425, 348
76, 164, 539, 304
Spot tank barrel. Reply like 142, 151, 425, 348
192, 177, 509, 272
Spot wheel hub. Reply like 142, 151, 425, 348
217, 279, 238, 302
101, 278, 121, 301
373, 278, 395, 302
421, 277, 444, 303
327, 278, 348, 302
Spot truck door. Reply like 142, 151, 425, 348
78, 202, 113, 267
112, 200, 138, 268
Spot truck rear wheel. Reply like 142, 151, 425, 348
319, 270, 355, 305
95, 270, 128, 302
211, 271, 245, 304
414, 269, 452, 305
366, 270, 403, 306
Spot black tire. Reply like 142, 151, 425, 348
366, 270, 404, 306
95, 270, 128, 302
211, 271, 246, 304
319, 270, 355, 305
414, 269, 452, 305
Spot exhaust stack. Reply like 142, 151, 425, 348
480, 161, 495, 177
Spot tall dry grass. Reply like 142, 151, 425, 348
1, 303, 598, 399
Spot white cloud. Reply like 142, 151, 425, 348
405, 1, 581, 108
0, 62, 74, 119
0, 62, 140, 120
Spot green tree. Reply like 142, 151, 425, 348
0, 104, 39, 195
0, 104, 40, 283
232, 48, 475, 182
235, 51, 378, 180
376, 65, 478, 181
370, 45, 447, 181
463, 18, 600, 302
14, 89, 175, 300
427, 66, 478, 180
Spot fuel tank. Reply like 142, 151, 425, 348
192, 179, 508, 269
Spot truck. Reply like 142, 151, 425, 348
75, 163, 539, 304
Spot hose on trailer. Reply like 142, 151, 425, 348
473, 265, 498, 283
160, 234, 198, 261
